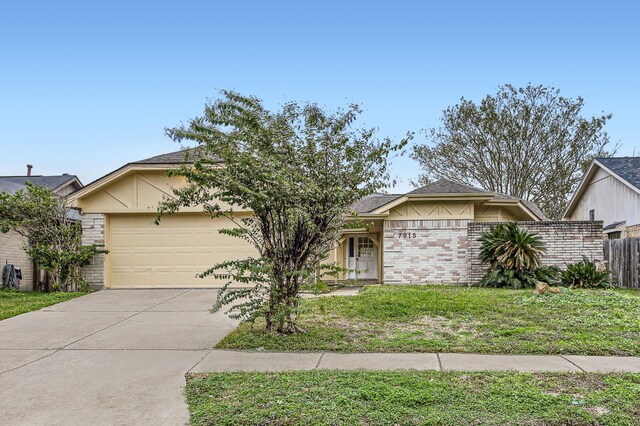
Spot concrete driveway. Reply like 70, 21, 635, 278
0, 289, 237, 425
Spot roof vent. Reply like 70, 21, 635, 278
27, 164, 33, 176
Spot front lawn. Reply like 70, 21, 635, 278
216, 285, 640, 355
187, 370, 640, 425
0, 289, 85, 321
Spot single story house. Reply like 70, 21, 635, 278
563, 157, 640, 239
70, 149, 546, 289
0, 170, 83, 290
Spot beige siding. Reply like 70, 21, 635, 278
474, 206, 517, 222
77, 171, 247, 214
567, 169, 640, 227
55, 181, 81, 197
106, 213, 257, 288
385, 200, 533, 223
386, 200, 474, 220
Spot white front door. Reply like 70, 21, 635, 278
346, 236, 378, 280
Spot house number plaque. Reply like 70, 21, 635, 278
397, 232, 417, 238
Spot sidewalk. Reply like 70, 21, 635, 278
191, 350, 640, 373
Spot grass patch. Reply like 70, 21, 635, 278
0, 289, 86, 321
299, 280, 332, 294
216, 285, 640, 355
187, 370, 640, 425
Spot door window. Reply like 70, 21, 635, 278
357, 237, 375, 258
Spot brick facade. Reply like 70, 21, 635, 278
467, 221, 604, 286
627, 224, 640, 238
0, 230, 34, 291
81, 213, 106, 290
383, 219, 469, 284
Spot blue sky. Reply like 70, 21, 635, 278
1, 1, 638, 192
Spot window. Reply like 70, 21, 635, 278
589, 209, 595, 221
357, 237, 375, 258
348, 237, 355, 258
608, 231, 622, 240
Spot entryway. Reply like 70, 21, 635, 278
345, 235, 379, 280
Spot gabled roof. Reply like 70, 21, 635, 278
563, 157, 640, 218
351, 193, 403, 213
492, 193, 546, 222
70, 147, 212, 201
352, 179, 545, 220
596, 157, 640, 191
0, 175, 81, 194
603, 220, 626, 231
413, 179, 546, 219
408, 179, 485, 195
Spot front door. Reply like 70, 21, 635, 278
346, 236, 378, 280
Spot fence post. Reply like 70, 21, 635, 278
604, 237, 640, 288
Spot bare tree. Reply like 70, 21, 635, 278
412, 84, 615, 219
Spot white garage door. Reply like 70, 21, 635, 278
107, 213, 257, 288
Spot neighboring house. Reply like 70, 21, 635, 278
563, 157, 640, 239
0, 170, 83, 290
69, 149, 545, 289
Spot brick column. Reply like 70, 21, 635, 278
81, 213, 106, 290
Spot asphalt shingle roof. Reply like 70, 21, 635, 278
408, 179, 485, 195
0, 175, 78, 194
351, 194, 403, 213
133, 148, 221, 165
597, 157, 640, 191
603, 220, 626, 231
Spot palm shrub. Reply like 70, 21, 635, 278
478, 222, 547, 289
561, 257, 611, 288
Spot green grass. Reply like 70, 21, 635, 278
0, 289, 86, 320
187, 370, 640, 425
216, 285, 640, 355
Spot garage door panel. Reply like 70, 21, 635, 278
107, 214, 257, 288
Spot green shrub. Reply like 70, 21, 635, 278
535, 266, 562, 285
561, 257, 611, 288
480, 269, 537, 289
478, 222, 547, 289
300, 281, 331, 294
479, 222, 546, 272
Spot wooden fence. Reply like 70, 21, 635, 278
603, 238, 640, 289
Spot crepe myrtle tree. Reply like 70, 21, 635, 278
158, 91, 411, 334
412, 84, 615, 219
0, 183, 106, 292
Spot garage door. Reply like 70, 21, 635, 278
107, 214, 257, 288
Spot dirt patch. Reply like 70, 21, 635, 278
310, 314, 482, 341
407, 315, 482, 337
586, 406, 610, 416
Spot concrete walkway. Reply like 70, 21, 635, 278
299, 287, 361, 298
192, 350, 640, 373
0, 289, 238, 426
